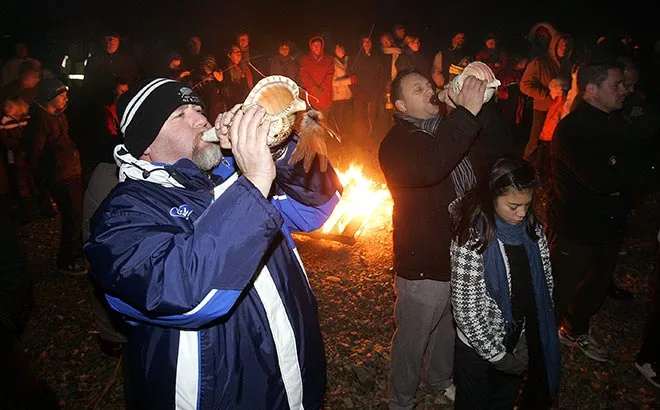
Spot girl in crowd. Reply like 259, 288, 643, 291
450, 156, 560, 409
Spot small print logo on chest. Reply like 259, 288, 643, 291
170, 204, 193, 219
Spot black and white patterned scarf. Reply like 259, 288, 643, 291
398, 113, 477, 198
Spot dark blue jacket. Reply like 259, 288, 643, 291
85, 141, 342, 409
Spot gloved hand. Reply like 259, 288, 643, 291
349, 75, 358, 85
492, 352, 527, 376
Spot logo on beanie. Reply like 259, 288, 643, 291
179, 87, 201, 105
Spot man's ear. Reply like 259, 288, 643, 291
584, 83, 597, 99
394, 99, 406, 113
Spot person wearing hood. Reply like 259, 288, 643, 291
520, 31, 573, 161
527, 23, 557, 60
300, 35, 335, 118
162, 52, 192, 83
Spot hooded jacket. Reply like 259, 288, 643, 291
299, 36, 335, 109
85, 139, 343, 409
520, 32, 571, 111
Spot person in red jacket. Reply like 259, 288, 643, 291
299, 36, 334, 118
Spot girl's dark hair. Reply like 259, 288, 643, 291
451, 156, 538, 253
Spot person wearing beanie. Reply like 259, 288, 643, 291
84, 78, 343, 409
23, 77, 86, 274
200, 54, 217, 72
192, 53, 226, 122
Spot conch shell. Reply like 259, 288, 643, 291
438, 61, 501, 109
202, 75, 308, 147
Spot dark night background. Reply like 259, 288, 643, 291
1, 0, 659, 66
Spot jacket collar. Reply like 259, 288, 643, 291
393, 113, 435, 137
113, 144, 216, 191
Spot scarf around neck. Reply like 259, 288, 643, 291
397, 113, 476, 197
481, 214, 561, 395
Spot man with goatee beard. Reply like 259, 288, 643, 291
85, 77, 343, 409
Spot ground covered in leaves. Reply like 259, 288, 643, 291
14, 139, 660, 409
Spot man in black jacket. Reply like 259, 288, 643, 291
549, 59, 648, 362
379, 68, 488, 409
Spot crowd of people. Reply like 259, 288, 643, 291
0, 18, 659, 409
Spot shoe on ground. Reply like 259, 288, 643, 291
419, 382, 455, 402
441, 384, 456, 401
57, 261, 88, 276
558, 327, 609, 362
609, 283, 633, 300
635, 361, 660, 389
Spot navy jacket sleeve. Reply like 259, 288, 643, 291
271, 138, 343, 232
84, 177, 284, 329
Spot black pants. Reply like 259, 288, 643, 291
48, 176, 83, 267
329, 99, 353, 137
454, 338, 521, 410
551, 239, 620, 334
522, 110, 548, 161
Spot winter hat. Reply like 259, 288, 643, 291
484, 33, 497, 43
37, 78, 68, 103
166, 51, 182, 62
117, 78, 204, 157
200, 54, 217, 71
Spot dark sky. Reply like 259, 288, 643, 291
2, 0, 658, 60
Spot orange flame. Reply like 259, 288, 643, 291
322, 164, 392, 234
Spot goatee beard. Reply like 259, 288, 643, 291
192, 144, 224, 171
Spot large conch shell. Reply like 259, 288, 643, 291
202, 75, 308, 147
438, 61, 501, 109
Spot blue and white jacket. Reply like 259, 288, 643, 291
85, 140, 342, 410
